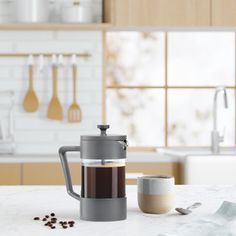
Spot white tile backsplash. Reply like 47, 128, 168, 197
15, 41, 95, 53
56, 31, 102, 41
0, 31, 55, 41
0, 30, 103, 154
0, 42, 14, 52
0, 0, 103, 154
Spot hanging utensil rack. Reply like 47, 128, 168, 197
0, 52, 91, 58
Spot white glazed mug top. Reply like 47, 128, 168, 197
137, 175, 175, 195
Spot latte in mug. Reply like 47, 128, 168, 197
137, 175, 175, 214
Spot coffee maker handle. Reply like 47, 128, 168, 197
59, 146, 81, 201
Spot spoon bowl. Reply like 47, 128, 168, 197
23, 64, 39, 112
175, 202, 202, 215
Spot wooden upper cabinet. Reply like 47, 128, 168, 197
212, 0, 236, 26
104, 0, 211, 27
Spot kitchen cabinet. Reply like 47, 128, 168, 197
0, 161, 181, 185
22, 163, 80, 185
104, 0, 211, 27
0, 164, 21, 185
126, 162, 181, 185
212, 0, 236, 26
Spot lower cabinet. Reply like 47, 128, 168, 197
22, 163, 80, 185
126, 162, 182, 185
0, 164, 21, 185
0, 162, 182, 185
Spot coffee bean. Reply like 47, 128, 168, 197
33, 212, 77, 230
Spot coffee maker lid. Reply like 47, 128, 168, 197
81, 125, 127, 141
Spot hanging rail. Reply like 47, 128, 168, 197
0, 52, 91, 58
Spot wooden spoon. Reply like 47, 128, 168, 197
47, 65, 63, 120
68, 64, 82, 123
23, 64, 39, 112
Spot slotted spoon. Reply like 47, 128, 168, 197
68, 63, 82, 123
47, 64, 63, 120
23, 64, 39, 112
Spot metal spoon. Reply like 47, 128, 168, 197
175, 202, 202, 215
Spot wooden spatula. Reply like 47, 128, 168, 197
47, 64, 63, 120
68, 62, 82, 123
23, 64, 39, 112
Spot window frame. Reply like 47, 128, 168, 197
102, 32, 236, 152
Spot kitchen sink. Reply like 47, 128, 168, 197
184, 155, 236, 185
159, 147, 236, 157
159, 148, 236, 185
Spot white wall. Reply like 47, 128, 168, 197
0, 1, 103, 154
0, 0, 102, 23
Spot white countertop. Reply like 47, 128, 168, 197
158, 147, 236, 157
0, 185, 236, 236
1, 147, 236, 163
0, 152, 178, 163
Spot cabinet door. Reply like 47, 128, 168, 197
111, 0, 210, 26
22, 163, 80, 185
126, 162, 181, 185
212, 0, 236, 26
0, 164, 21, 185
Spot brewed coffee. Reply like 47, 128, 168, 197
81, 165, 125, 198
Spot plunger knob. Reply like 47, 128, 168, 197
97, 125, 110, 136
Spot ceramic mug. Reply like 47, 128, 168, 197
137, 175, 175, 214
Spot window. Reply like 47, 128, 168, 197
105, 32, 235, 149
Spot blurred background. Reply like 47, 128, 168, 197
0, 0, 235, 186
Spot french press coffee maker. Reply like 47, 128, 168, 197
59, 125, 128, 221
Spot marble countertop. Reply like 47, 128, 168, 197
0, 185, 236, 236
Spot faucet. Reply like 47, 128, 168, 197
0, 121, 3, 140
211, 87, 228, 154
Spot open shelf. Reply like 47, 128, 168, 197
0, 23, 111, 31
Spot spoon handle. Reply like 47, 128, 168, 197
187, 202, 202, 210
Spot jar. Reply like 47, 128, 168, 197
13, 0, 50, 23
